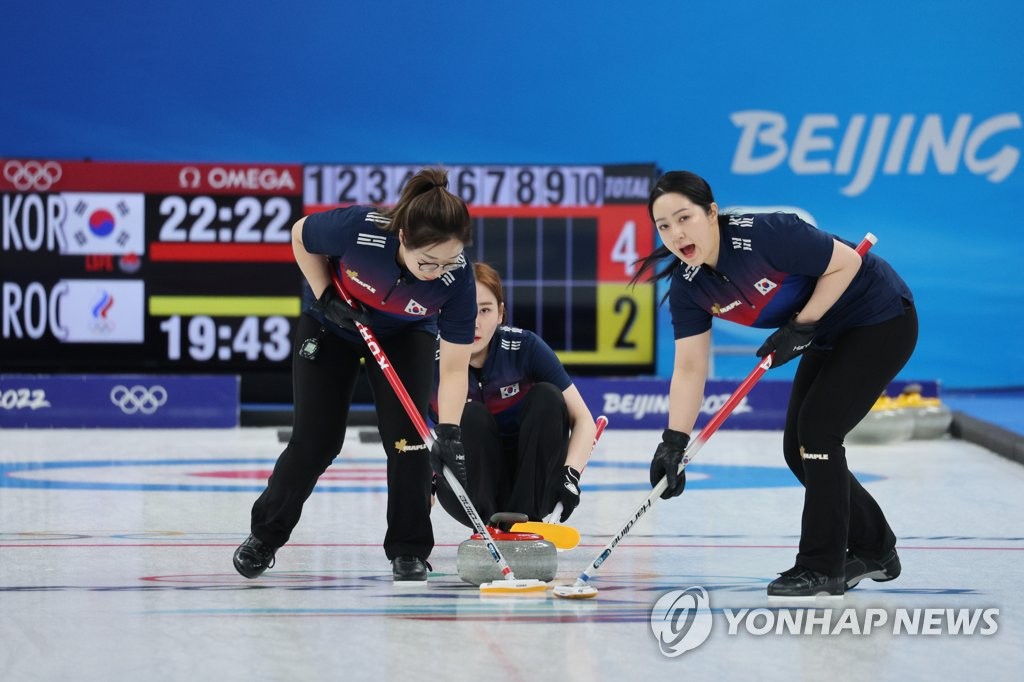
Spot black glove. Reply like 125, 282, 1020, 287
547, 465, 582, 522
756, 318, 817, 367
649, 428, 690, 499
312, 286, 370, 331
430, 423, 468, 490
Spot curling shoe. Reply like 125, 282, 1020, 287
767, 565, 844, 597
392, 556, 431, 583
233, 534, 277, 579
845, 548, 901, 589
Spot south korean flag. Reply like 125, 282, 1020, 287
404, 299, 428, 316
754, 278, 778, 295
58, 192, 145, 256
499, 383, 520, 399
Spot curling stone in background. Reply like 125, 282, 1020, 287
457, 512, 557, 586
895, 383, 953, 439
846, 393, 915, 445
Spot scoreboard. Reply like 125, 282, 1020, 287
2, 159, 657, 402
304, 163, 658, 367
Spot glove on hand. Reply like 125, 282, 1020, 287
430, 423, 468, 490
649, 428, 690, 499
313, 286, 370, 331
756, 318, 817, 367
547, 466, 582, 522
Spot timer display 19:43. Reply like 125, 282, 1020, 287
159, 315, 291, 362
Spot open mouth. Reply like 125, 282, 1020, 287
681, 244, 696, 259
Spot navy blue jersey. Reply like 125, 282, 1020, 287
669, 213, 913, 348
301, 206, 476, 343
430, 326, 573, 433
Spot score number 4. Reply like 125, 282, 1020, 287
610, 219, 640, 277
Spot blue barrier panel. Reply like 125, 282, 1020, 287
574, 377, 939, 430
0, 374, 239, 428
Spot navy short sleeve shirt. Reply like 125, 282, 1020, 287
669, 213, 912, 347
431, 326, 572, 433
301, 206, 476, 343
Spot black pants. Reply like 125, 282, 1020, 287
783, 301, 918, 577
249, 313, 436, 560
436, 382, 570, 528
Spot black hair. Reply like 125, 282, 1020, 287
630, 170, 728, 287
380, 167, 472, 248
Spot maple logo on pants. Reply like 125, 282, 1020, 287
394, 438, 428, 454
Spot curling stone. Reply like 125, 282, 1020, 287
846, 393, 915, 445
489, 511, 529, 531
895, 384, 953, 439
457, 528, 557, 586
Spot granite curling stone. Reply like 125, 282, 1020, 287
846, 393, 915, 445
895, 383, 953, 440
457, 529, 557, 586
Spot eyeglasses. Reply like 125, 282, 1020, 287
416, 258, 464, 273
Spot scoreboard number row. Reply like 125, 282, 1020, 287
305, 164, 604, 207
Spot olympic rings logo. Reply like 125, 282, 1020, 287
3, 160, 63, 191
110, 385, 168, 415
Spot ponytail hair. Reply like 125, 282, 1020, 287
380, 168, 472, 249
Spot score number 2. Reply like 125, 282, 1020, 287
613, 297, 638, 349
612, 218, 640, 349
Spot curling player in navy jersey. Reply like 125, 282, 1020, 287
233, 167, 477, 584
430, 262, 597, 527
633, 170, 917, 598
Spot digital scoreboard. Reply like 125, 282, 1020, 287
304, 164, 658, 367
2, 159, 657, 402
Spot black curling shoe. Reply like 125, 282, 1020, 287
845, 548, 901, 589
767, 565, 844, 597
233, 534, 277, 579
391, 556, 430, 583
